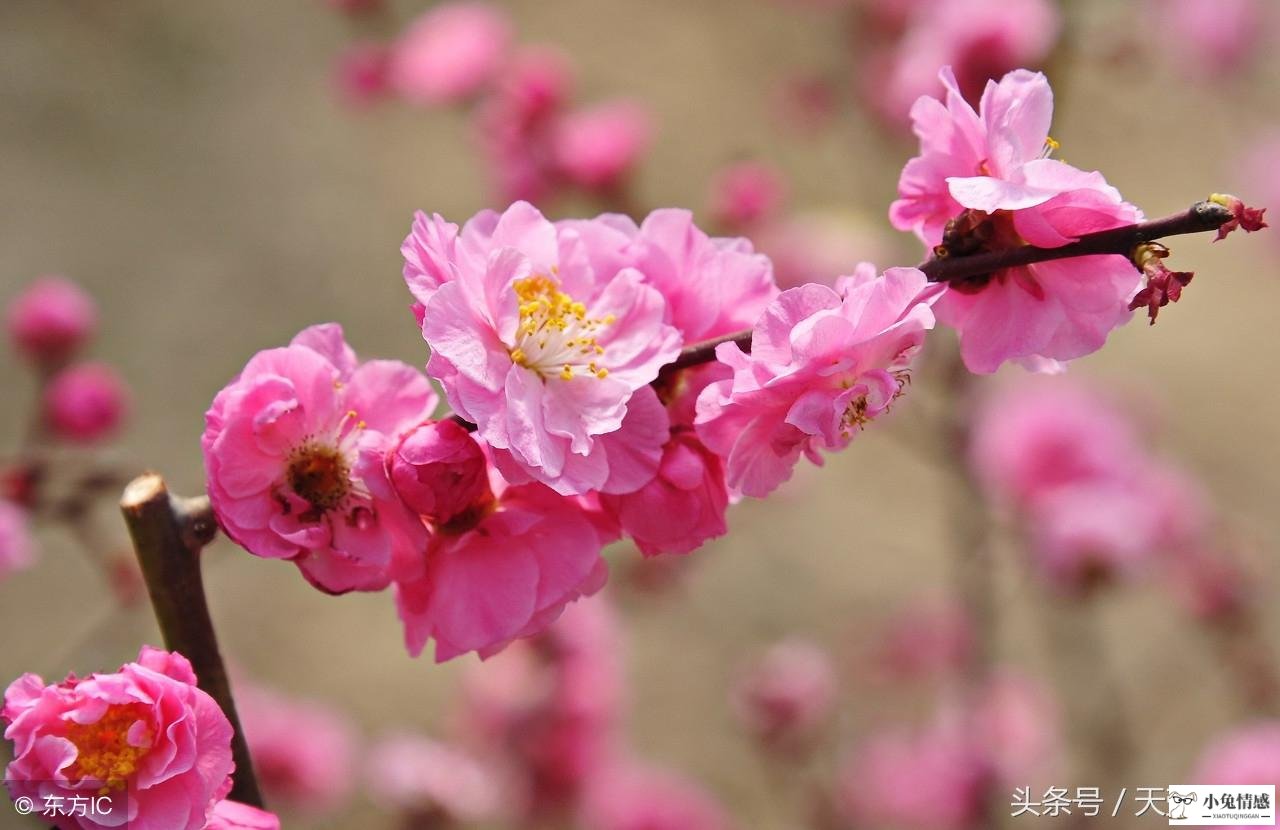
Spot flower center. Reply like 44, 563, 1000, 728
839, 371, 911, 438
286, 442, 351, 509
65, 703, 153, 793
508, 275, 612, 381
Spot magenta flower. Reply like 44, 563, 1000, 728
388, 418, 492, 527
730, 639, 837, 754
695, 265, 934, 498
552, 101, 653, 194
0, 499, 35, 582
579, 761, 734, 830
409, 201, 682, 495
202, 323, 437, 594
5, 276, 97, 365
205, 800, 281, 830
365, 735, 502, 824
387, 1, 513, 106
3, 647, 234, 830
891, 67, 1143, 373
43, 362, 129, 443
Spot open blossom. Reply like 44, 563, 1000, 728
5, 276, 97, 365
43, 362, 129, 443
409, 201, 682, 495
202, 324, 436, 594
387, 1, 513, 105
3, 647, 234, 830
696, 265, 934, 498
366, 735, 502, 823
891, 67, 1143, 373
0, 499, 35, 582
731, 639, 836, 753
206, 800, 281, 830
579, 761, 733, 830
553, 101, 653, 193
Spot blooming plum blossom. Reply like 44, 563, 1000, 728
0, 499, 35, 582
5, 276, 97, 365
730, 639, 837, 753
386, 1, 513, 106
891, 67, 1144, 373
205, 800, 281, 830
43, 362, 129, 443
552, 101, 653, 194
202, 323, 437, 594
696, 264, 934, 498
2, 647, 234, 830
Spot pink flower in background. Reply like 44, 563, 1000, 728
579, 761, 733, 830
891, 67, 1143, 373
553, 101, 653, 193
731, 639, 836, 752
1193, 721, 1280, 786
708, 161, 788, 231
755, 210, 894, 288
238, 683, 356, 813
387, 1, 513, 105
366, 735, 502, 823
2, 647, 234, 830
334, 42, 391, 108
205, 800, 281, 830
599, 431, 729, 556
1237, 133, 1280, 249
0, 499, 35, 582
202, 324, 437, 594
388, 418, 493, 527
414, 202, 681, 495
871, 596, 975, 683
5, 276, 97, 365
696, 265, 934, 498
968, 670, 1060, 782
1156, 0, 1267, 79
43, 362, 129, 443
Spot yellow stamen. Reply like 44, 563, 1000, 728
65, 703, 153, 794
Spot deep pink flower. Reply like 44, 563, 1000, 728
205, 800, 281, 830
553, 101, 653, 193
387, 1, 513, 106
334, 42, 391, 108
1129, 243, 1194, 325
579, 761, 733, 830
1193, 721, 1280, 786
731, 639, 836, 753
43, 362, 128, 443
1156, 0, 1267, 79
388, 419, 492, 526
202, 323, 436, 594
891, 67, 1143, 373
708, 161, 788, 231
412, 202, 681, 495
5, 276, 97, 365
0, 499, 34, 582
696, 265, 934, 498
365, 735, 502, 823
238, 683, 355, 813
3, 647, 234, 830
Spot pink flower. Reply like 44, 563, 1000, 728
891, 67, 1143, 373
205, 800, 281, 830
412, 202, 681, 495
553, 101, 653, 193
333, 42, 391, 108
2, 647, 234, 830
387, 1, 513, 106
388, 418, 493, 526
1156, 0, 1268, 79
365, 735, 502, 823
579, 761, 733, 830
708, 161, 787, 231
695, 265, 934, 498
871, 596, 975, 683
202, 323, 437, 594
598, 431, 728, 556
1193, 721, 1280, 786
0, 499, 35, 582
5, 276, 97, 365
238, 683, 355, 813
730, 639, 836, 753
43, 362, 129, 443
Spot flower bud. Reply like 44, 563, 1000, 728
5, 276, 97, 365
731, 639, 836, 753
389, 419, 491, 526
43, 362, 128, 443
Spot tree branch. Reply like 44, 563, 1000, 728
120, 473, 264, 809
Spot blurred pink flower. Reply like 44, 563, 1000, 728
1237, 133, 1280, 250
1194, 721, 1280, 786
1155, 0, 1267, 79
2, 647, 234, 830
871, 595, 974, 683
891, 67, 1142, 373
968, 670, 1060, 782
238, 683, 356, 813
708, 161, 788, 231
696, 265, 933, 497
334, 42, 391, 108
0, 499, 35, 582
553, 101, 653, 193
731, 638, 837, 753
5, 275, 97, 365
366, 735, 502, 823
202, 323, 436, 594
1167, 545, 1251, 623
206, 800, 281, 830
387, 1, 513, 105
43, 362, 128, 443
579, 761, 734, 830
388, 419, 493, 527
754, 210, 894, 288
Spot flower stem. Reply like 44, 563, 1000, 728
119, 473, 265, 809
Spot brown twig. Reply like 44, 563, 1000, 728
119, 473, 264, 809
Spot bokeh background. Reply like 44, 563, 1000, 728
1, 1, 1278, 827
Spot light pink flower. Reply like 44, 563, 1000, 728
1193, 721, 1280, 786
967, 670, 1060, 782
5, 276, 97, 365
553, 101, 653, 193
0, 499, 35, 582
708, 161, 787, 231
411, 202, 681, 495
388, 418, 492, 526
387, 1, 513, 105
205, 800, 281, 830
238, 683, 355, 813
365, 735, 501, 823
333, 42, 391, 108
696, 265, 934, 498
731, 639, 836, 753
1156, 0, 1267, 79
202, 323, 436, 594
579, 761, 733, 830
891, 67, 1143, 373
3, 647, 234, 830
43, 362, 129, 443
